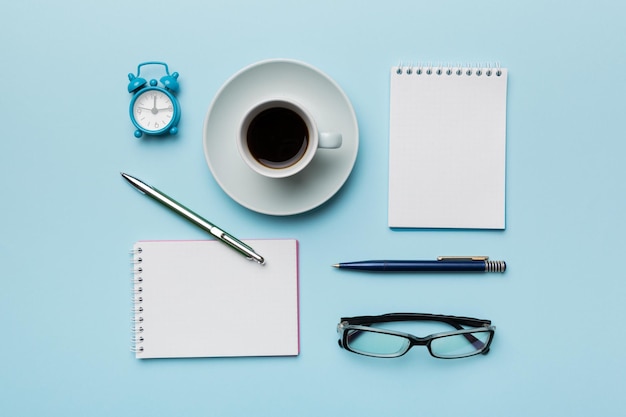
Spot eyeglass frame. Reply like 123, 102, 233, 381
337, 313, 495, 359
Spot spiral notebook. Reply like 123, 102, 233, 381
388, 64, 508, 229
131, 239, 299, 359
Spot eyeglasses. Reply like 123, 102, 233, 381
337, 313, 495, 359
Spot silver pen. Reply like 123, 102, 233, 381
121, 173, 265, 265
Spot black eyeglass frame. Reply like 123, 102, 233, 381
337, 313, 495, 359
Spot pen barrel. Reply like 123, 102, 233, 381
383, 261, 487, 272
122, 173, 264, 264
339, 260, 505, 272
150, 192, 263, 263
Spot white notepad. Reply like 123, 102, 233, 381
131, 239, 299, 359
388, 64, 508, 229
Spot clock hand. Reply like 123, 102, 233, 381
137, 106, 172, 111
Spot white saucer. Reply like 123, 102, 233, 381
203, 59, 359, 216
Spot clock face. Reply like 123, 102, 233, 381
131, 88, 176, 133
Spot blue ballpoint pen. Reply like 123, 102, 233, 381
332, 256, 506, 273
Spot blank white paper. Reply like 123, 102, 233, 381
388, 65, 508, 229
132, 239, 299, 359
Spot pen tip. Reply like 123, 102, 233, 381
332, 264, 340, 268
120, 172, 133, 184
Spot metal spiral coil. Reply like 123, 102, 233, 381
395, 62, 503, 77
485, 260, 506, 273
131, 246, 145, 354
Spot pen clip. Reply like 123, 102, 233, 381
437, 256, 489, 262
220, 232, 265, 264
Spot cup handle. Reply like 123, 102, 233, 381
318, 132, 342, 149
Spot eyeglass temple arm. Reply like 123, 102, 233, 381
341, 313, 491, 328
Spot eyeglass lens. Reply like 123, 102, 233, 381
429, 330, 491, 358
345, 327, 491, 358
346, 329, 410, 357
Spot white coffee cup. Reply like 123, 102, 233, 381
237, 99, 342, 179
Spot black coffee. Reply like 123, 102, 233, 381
246, 107, 309, 168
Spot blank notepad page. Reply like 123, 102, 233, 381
131, 239, 299, 359
388, 65, 508, 229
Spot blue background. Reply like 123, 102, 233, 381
1, 1, 624, 415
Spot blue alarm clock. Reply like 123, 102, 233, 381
127, 62, 181, 138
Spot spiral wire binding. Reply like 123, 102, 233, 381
395, 62, 503, 77
131, 246, 145, 354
